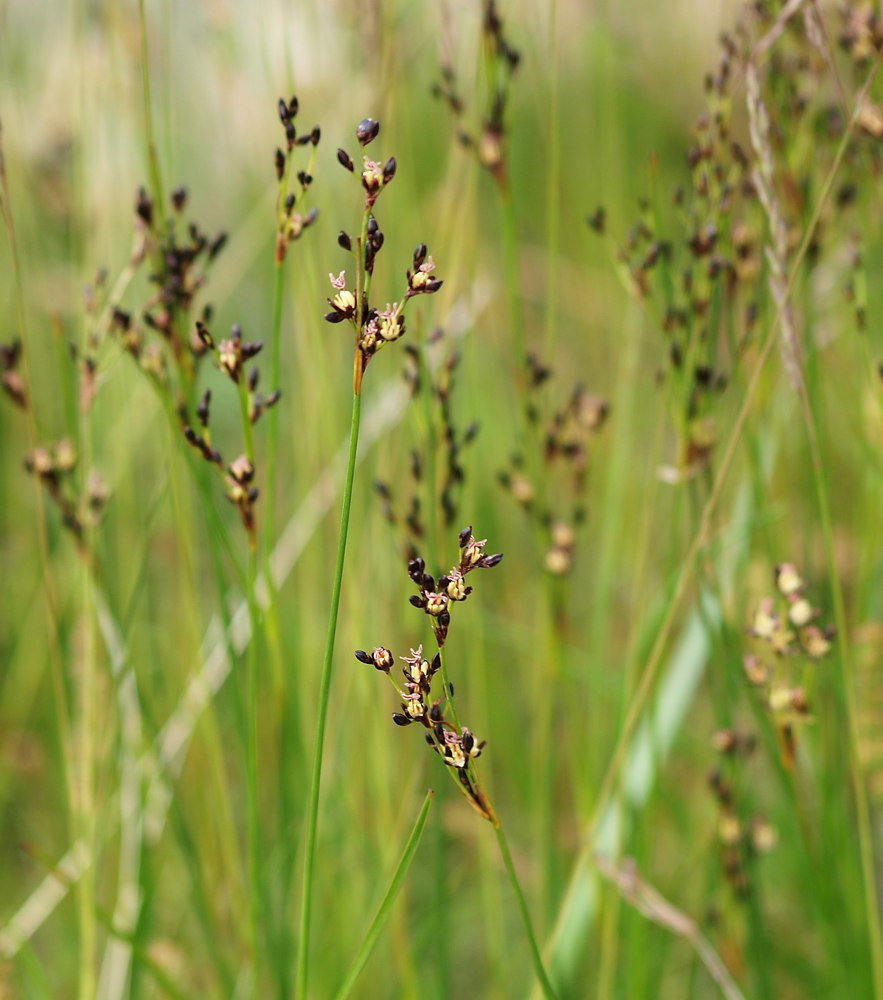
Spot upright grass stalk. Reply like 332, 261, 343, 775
0, 121, 77, 892
235, 371, 264, 990
334, 790, 434, 1000
494, 822, 559, 1000
797, 375, 883, 995
297, 119, 445, 993
296, 385, 362, 998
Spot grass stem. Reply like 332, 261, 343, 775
296, 386, 363, 998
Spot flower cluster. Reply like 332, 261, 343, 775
407, 525, 502, 646
433, 0, 520, 188
708, 733, 777, 901
23, 439, 108, 544
600, 4, 883, 475
744, 562, 834, 768
273, 95, 320, 264
354, 642, 491, 820
326, 119, 444, 390
109, 184, 227, 401
137, 186, 227, 359
500, 354, 608, 575
356, 526, 501, 822
183, 321, 280, 540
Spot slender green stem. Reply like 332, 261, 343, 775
542, 0, 560, 364
334, 790, 434, 1000
494, 822, 558, 999
798, 382, 883, 996
236, 369, 263, 990
244, 540, 262, 991
417, 327, 439, 564
262, 261, 287, 695
296, 387, 363, 998
138, 0, 165, 228
498, 183, 525, 373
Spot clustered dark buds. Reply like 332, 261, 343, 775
204, 322, 263, 385
325, 272, 357, 323
360, 155, 396, 209
183, 424, 222, 466
355, 643, 493, 820
183, 322, 279, 539
23, 439, 107, 541
355, 646, 395, 672
501, 355, 607, 576
226, 455, 258, 535
432, 1, 519, 188
405, 244, 444, 298
273, 95, 320, 263
407, 526, 501, 646
1, 340, 27, 410
365, 216, 384, 275
708, 743, 776, 901
328, 119, 446, 392
139, 187, 227, 321
127, 182, 228, 381
744, 563, 834, 770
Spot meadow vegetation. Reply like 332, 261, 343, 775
2, 1, 883, 997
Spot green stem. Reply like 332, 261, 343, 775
334, 790, 434, 1000
498, 183, 525, 372
244, 539, 262, 991
494, 822, 558, 999
296, 386, 363, 998
798, 383, 883, 996
262, 260, 287, 693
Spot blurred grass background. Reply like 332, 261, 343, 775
3, 0, 883, 997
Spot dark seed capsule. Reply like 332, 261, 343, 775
392, 713, 412, 727
382, 157, 396, 183
338, 230, 352, 251
337, 148, 355, 172
356, 118, 380, 146
354, 650, 374, 664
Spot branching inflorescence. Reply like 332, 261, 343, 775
500, 354, 609, 576
182, 321, 280, 544
744, 561, 834, 769
357, 526, 502, 822
273, 96, 320, 265
433, 0, 520, 189
327, 119, 444, 395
